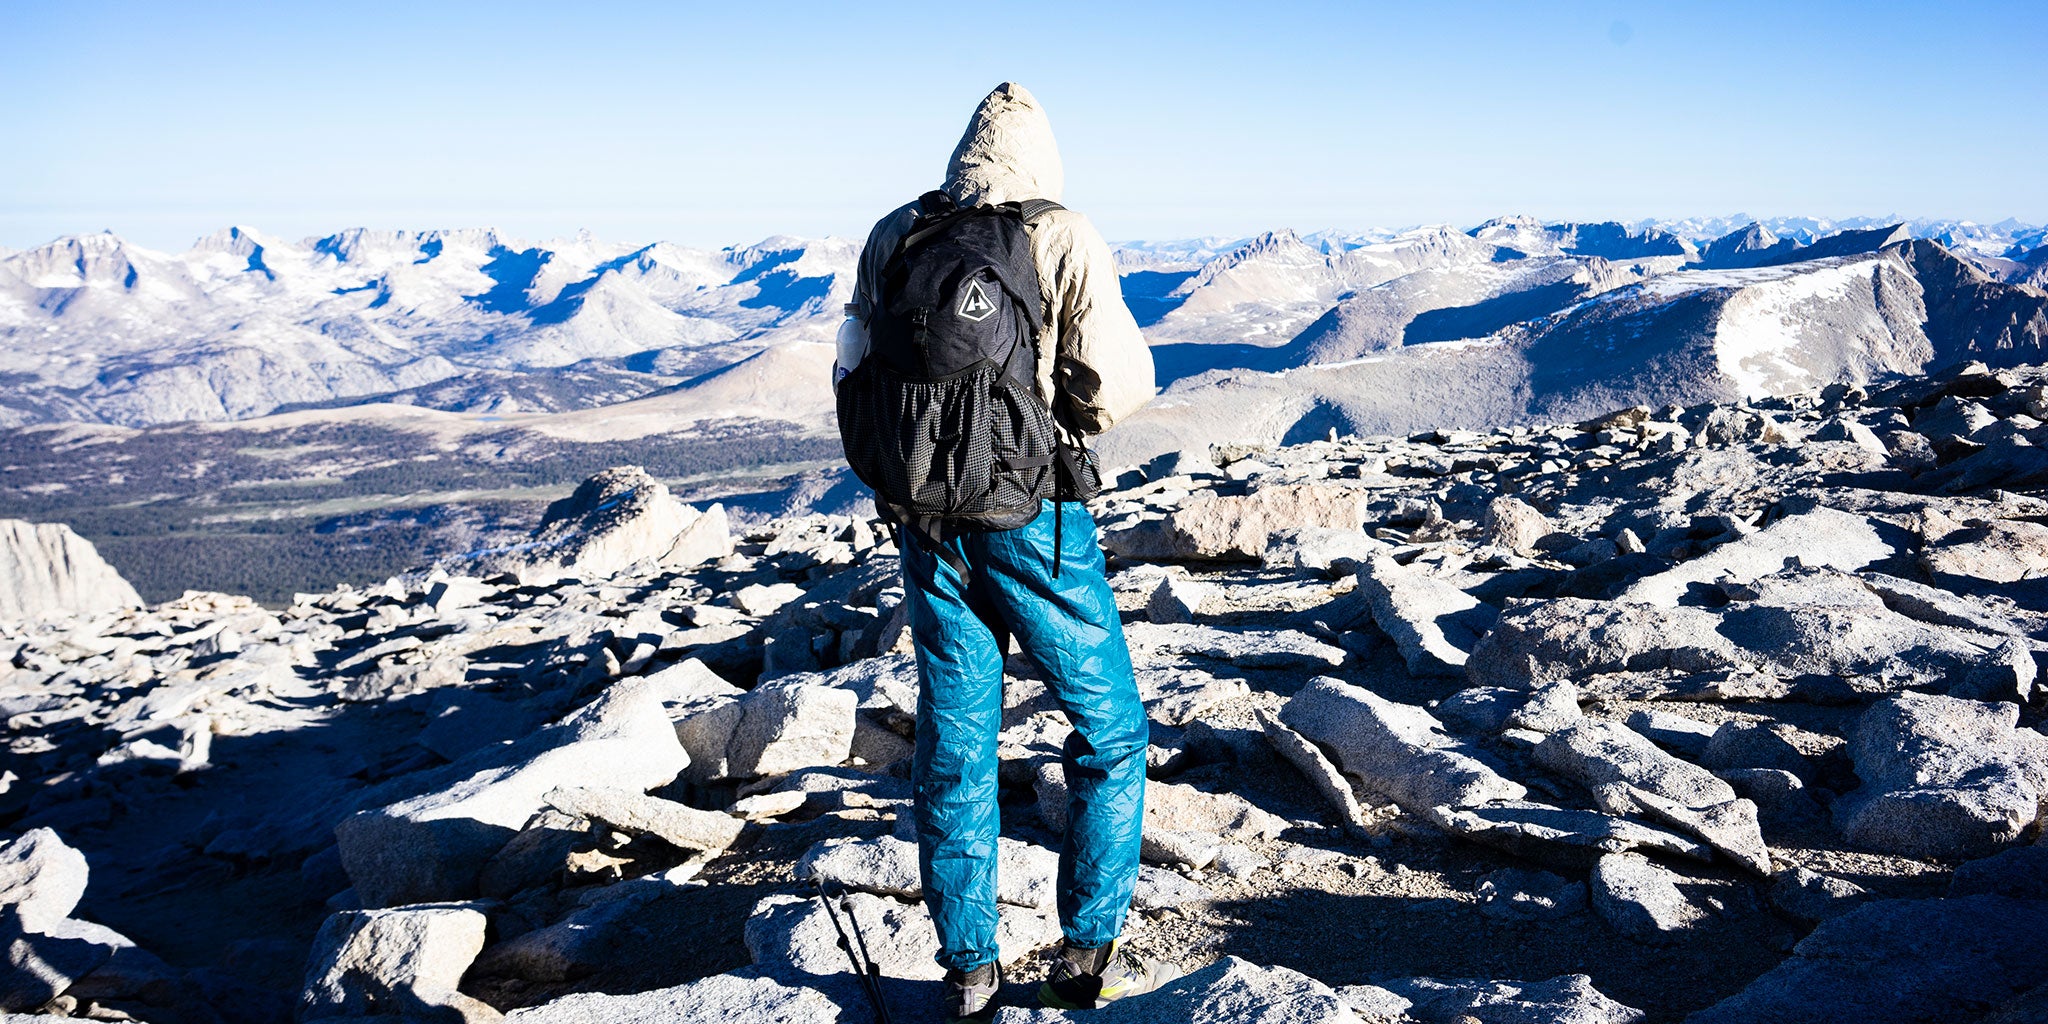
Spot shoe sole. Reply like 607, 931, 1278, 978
947, 998, 1001, 1023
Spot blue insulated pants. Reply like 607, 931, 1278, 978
899, 500, 1149, 973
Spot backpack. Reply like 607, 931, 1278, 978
837, 191, 1099, 568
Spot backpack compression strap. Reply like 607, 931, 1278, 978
1015, 197, 1066, 579
873, 492, 973, 586
898, 191, 970, 254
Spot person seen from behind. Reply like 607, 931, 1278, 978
834, 81, 1167, 1021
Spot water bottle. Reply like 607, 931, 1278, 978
834, 304, 869, 391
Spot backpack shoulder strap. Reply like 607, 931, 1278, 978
1016, 199, 1064, 225
896, 197, 978, 257
881, 193, 972, 288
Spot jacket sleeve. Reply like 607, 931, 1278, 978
1047, 213, 1155, 435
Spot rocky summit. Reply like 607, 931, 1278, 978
4, 358, 2048, 1023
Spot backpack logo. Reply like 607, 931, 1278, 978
955, 279, 997, 322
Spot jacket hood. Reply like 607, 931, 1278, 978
943, 82, 1064, 206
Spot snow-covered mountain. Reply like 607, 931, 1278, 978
1095, 232, 2048, 468
1471, 216, 1697, 261
1966, 243, 2048, 288
3, 216, 2044, 448
1642, 215, 2048, 258
0, 227, 857, 427
1696, 223, 1797, 269
1139, 225, 1504, 347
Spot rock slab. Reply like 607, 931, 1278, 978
1590, 853, 1699, 944
1347, 973, 1644, 1024
1258, 710, 1369, 831
1281, 676, 1525, 813
473, 467, 732, 581
504, 966, 845, 1023
0, 519, 142, 621
2, 912, 112, 1013
678, 683, 857, 783
1534, 721, 1737, 810
1105, 484, 1370, 562
543, 787, 745, 855
994, 955, 1360, 1023
1617, 506, 1891, 607
299, 902, 493, 1020
1835, 693, 2048, 859
746, 891, 1058, 983
1356, 554, 1499, 677
0, 829, 88, 932
336, 677, 689, 906
1687, 896, 2048, 1024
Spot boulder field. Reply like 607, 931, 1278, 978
4, 361, 2047, 1022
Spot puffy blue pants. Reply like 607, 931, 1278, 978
899, 500, 1149, 973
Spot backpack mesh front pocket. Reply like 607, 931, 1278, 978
982, 373, 1057, 523
838, 357, 1054, 528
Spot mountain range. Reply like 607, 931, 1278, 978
3, 216, 2043, 431
1099, 218, 2046, 467
0, 226, 853, 427
2, 215, 2045, 599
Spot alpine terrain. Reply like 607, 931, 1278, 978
2, 215, 2044, 601
3, 358, 2047, 1024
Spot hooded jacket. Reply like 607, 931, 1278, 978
852, 82, 1155, 437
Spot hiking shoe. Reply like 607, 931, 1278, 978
946, 960, 1002, 1022
1037, 938, 1171, 1009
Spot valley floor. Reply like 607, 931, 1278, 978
0, 418, 848, 605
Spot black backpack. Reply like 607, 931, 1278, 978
837, 191, 1100, 570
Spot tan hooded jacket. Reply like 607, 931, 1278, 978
851, 82, 1155, 437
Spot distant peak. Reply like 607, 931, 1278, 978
1205, 230, 1322, 271
1232, 229, 1319, 256
26, 230, 136, 257
309, 227, 507, 263
193, 225, 284, 256
1473, 215, 1544, 231
745, 234, 809, 251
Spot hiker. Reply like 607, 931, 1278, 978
834, 82, 1165, 1021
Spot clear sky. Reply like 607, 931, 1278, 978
3, 1, 2043, 252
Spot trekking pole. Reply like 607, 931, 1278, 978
815, 879, 894, 1024
844, 888, 893, 1024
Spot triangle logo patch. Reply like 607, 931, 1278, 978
956, 279, 997, 322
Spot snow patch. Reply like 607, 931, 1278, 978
1711, 258, 1888, 398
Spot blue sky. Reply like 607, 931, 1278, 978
2, 1, 2043, 251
